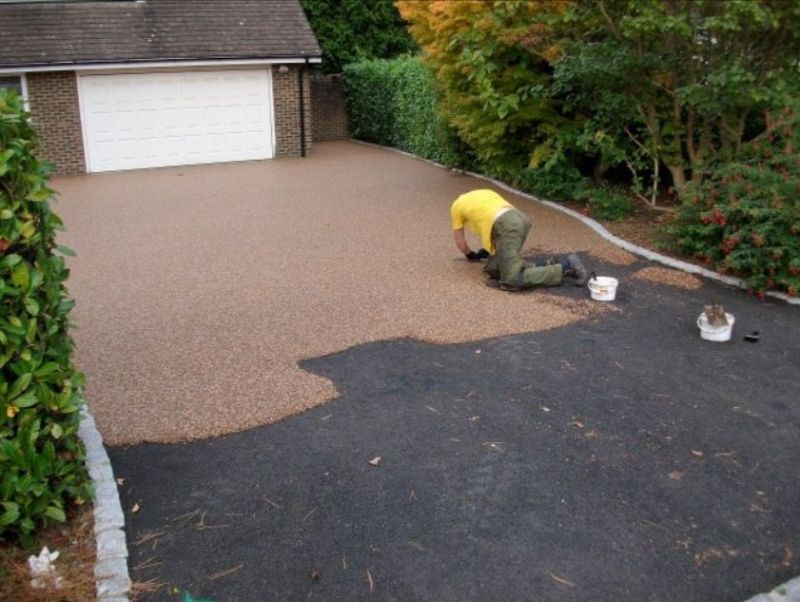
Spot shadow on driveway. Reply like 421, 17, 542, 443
110, 258, 800, 601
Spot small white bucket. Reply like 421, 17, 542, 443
588, 276, 619, 301
697, 312, 735, 342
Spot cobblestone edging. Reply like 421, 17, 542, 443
78, 407, 131, 601
353, 139, 800, 308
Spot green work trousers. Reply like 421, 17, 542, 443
485, 210, 563, 289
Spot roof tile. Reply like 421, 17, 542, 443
0, 0, 322, 68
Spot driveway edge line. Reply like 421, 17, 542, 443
352, 139, 799, 307
78, 407, 131, 601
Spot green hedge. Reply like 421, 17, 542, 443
343, 56, 467, 168
342, 55, 636, 220
0, 91, 92, 546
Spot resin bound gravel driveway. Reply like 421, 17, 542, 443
55, 141, 799, 600
54, 141, 633, 445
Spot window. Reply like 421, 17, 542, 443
0, 75, 27, 104
0, 75, 22, 94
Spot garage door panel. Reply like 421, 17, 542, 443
80, 70, 273, 172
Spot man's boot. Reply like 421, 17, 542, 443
565, 253, 589, 286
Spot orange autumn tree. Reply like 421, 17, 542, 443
396, 0, 572, 176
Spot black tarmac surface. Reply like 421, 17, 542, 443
110, 258, 800, 601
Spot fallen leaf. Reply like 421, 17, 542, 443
541, 406, 551, 412
469, 415, 480, 422
781, 546, 795, 568
310, 569, 321, 582
369, 456, 381, 466
132, 503, 140, 513
584, 428, 600, 439
694, 548, 724, 567
690, 450, 704, 457
669, 470, 685, 480
548, 571, 576, 588
116, 478, 125, 486
568, 421, 585, 429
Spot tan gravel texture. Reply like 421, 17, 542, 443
632, 266, 703, 289
54, 141, 635, 445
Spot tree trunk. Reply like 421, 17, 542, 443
593, 161, 610, 182
665, 162, 687, 192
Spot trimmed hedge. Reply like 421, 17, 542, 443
0, 91, 92, 547
343, 56, 467, 168
342, 55, 636, 221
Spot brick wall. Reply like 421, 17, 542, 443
311, 73, 348, 141
26, 72, 86, 175
272, 65, 312, 158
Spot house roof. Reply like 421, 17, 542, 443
0, 0, 322, 69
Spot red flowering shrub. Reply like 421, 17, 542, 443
667, 109, 800, 296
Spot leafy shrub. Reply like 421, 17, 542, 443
581, 185, 633, 221
515, 161, 589, 203
667, 108, 800, 296
343, 56, 469, 168
0, 91, 91, 546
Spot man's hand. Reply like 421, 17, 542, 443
465, 249, 489, 262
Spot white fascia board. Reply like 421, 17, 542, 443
0, 57, 322, 74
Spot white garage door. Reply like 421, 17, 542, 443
79, 69, 274, 172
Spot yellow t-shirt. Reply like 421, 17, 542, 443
450, 189, 513, 254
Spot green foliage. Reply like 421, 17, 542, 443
667, 108, 800, 295
399, 0, 568, 172
581, 185, 633, 221
0, 91, 91, 546
514, 161, 589, 203
552, 0, 800, 191
343, 56, 469, 168
299, 0, 416, 74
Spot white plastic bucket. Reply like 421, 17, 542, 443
588, 276, 618, 301
697, 312, 735, 342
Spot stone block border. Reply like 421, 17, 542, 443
78, 408, 131, 601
